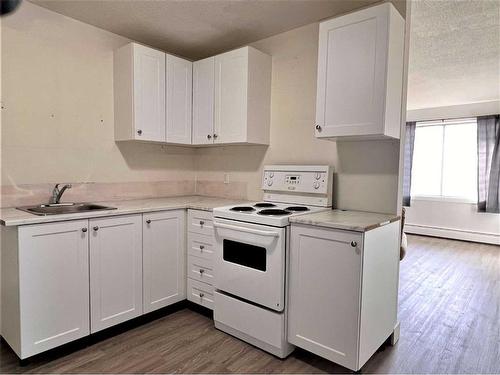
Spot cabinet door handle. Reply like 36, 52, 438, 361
350, 241, 357, 247
81, 228, 88, 233
93, 226, 99, 232
137, 129, 142, 136
213, 134, 218, 139
315, 124, 322, 131
199, 269, 205, 274
199, 220, 205, 226
146, 219, 151, 224
199, 245, 205, 250
207, 134, 212, 139
199, 293, 204, 298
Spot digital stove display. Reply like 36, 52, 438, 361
285, 175, 301, 185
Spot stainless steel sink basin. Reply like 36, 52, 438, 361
17, 203, 117, 216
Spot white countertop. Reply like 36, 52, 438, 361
0, 196, 249, 227
289, 209, 400, 232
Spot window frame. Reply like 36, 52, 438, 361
411, 117, 478, 204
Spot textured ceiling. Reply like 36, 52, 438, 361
30, 0, 405, 60
407, 0, 500, 110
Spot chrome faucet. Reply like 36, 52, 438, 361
50, 183, 72, 204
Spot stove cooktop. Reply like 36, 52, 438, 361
213, 202, 328, 227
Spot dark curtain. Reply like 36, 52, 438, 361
402, 122, 416, 207
477, 115, 500, 213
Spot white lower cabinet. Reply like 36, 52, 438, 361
187, 278, 215, 310
288, 222, 400, 371
143, 210, 186, 313
1, 220, 90, 359
186, 209, 215, 310
89, 214, 143, 333
1, 209, 192, 359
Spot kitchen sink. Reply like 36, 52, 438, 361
17, 203, 117, 216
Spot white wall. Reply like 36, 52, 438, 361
405, 199, 500, 245
1, 2, 196, 190
405, 1, 500, 244
404, 103, 500, 245
195, 22, 402, 215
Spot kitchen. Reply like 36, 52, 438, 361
1, 0, 498, 374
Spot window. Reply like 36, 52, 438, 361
411, 118, 477, 201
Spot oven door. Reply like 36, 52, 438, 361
213, 218, 286, 312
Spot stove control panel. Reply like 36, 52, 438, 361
262, 165, 332, 195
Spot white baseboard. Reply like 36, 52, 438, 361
404, 224, 500, 245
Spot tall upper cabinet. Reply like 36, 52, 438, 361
314, 3, 405, 140
114, 43, 192, 144
166, 55, 193, 144
192, 57, 216, 145
115, 43, 166, 142
193, 46, 272, 145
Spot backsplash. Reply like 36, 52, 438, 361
0, 180, 195, 208
0, 180, 250, 208
194, 180, 248, 200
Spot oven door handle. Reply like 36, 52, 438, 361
213, 222, 281, 237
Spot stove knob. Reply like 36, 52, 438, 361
267, 179, 273, 186
313, 181, 320, 189
315, 172, 322, 180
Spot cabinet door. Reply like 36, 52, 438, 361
288, 225, 363, 370
166, 54, 192, 144
315, 4, 388, 138
192, 57, 215, 145
214, 47, 248, 143
143, 210, 186, 313
133, 44, 166, 141
18, 220, 90, 358
90, 214, 142, 333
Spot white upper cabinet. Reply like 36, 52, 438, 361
115, 43, 270, 146
192, 57, 216, 145
166, 54, 193, 144
214, 46, 271, 145
114, 43, 166, 142
315, 3, 404, 140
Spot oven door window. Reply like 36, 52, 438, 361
223, 239, 266, 271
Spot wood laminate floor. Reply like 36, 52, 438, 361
1, 235, 499, 374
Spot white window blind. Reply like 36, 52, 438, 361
411, 118, 477, 201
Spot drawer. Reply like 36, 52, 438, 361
187, 279, 214, 310
188, 209, 214, 236
214, 291, 285, 349
188, 232, 215, 260
188, 255, 214, 285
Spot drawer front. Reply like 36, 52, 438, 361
188, 209, 214, 236
188, 232, 214, 260
188, 255, 214, 285
214, 291, 285, 349
187, 279, 214, 310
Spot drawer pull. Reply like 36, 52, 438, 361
350, 241, 357, 247
146, 219, 151, 224
199, 220, 205, 226
199, 269, 205, 274
93, 226, 99, 232
199, 293, 205, 298
199, 245, 205, 250
81, 228, 88, 233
